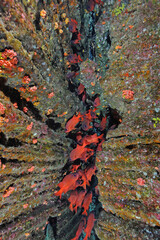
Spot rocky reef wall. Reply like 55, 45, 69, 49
0, 0, 159, 239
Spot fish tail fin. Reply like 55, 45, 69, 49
82, 210, 87, 216
83, 235, 88, 240
82, 183, 86, 190
54, 190, 62, 199
69, 204, 74, 212
99, 133, 104, 140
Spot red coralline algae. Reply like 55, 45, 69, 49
122, 90, 134, 100
26, 122, 33, 130
137, 178, 145, 186
0, 102, 5, 114
3, 187, 15, 198
22, 75, 31, 84
48, 92, 55, 98
29, 86, 37, 92
1, 49, 17, 59
0, 48, 18, 71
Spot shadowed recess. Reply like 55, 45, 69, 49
0, 77, 42, 121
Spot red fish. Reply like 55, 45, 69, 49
85, 109, 97, 121
86, 0, 95, 12
77, 83, 85, 95
66, 71, 79, 80
67, 54, 83, 64
77, 169, 88, 189
76, 132, 83, 143
71, 164, 81, 172
72, 148, 94, 162
68, 190, 78, 211
71, 218, 86, 240
83, 212, 95, 240
74, 190, 86, 213
90, 109, 97, 119
69, 19, 78, 33
70, 140, 93, 161
81, 149, 94, 162
54, 172, 80, 199
82, 91, 86, 103
95, 185, 99, 195
81, 118, 92, 131
78, 55, 83, 62
73, 32, 81, 44
99, 116, 107, 131
95, 0, 104, 4
97, 139, 105, 152
85, 165, 97, 185
86, 0, 104, 12
82, 192, 92, 216
83, 133, 104, 145
93, 97, 101, 107
65, 112, 82, 133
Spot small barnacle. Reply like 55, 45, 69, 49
40, 9, 46, 19
65, 18, 69, 24
54, 22, 59, 29
61, 13, 66, 19
59, 29, 63, 34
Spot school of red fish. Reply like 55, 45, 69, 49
55, 103, 105, 239
55, 1, 108, 239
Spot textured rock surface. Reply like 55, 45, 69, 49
96, 0, 160, 239
0, 0, 159, 239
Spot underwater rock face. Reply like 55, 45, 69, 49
96, 0, 160, 239
0, 0, 159, 240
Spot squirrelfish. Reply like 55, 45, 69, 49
85, 165, 97, 185
54, 172, 80, 199
99, 116, 107, 131
70, 140, 93, 162
83, 212, 95, 240
71, 218, 86, 240
97, 139, 105, 152
74, 190, 86, 213
81, 118, 92, 131
77, 83, 85, 95
69, 19, 78, 33
93, 97, 101, 107
81, 149, 94, 162
65, 112, 82, 133
82, 192, 92, 216
68, 190, 78, 211
67, 54, 82, 64
83, 133, 104, 145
